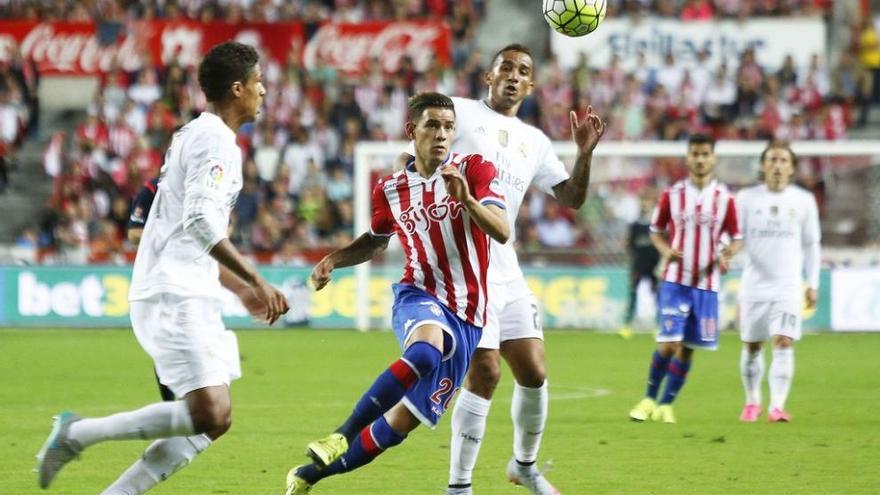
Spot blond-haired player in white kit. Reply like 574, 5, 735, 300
400, 44, 605, 495
736, 141, 821, 423
36, 42, 289, 493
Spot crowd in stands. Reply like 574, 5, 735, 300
3, 0, 879, 264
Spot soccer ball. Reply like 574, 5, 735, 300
543, 0, 607, 37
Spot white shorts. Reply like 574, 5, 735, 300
739, 299, 802, 343
478, 277, 543, 350
130, 294, 241, 397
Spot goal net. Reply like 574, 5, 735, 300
352, 140, 880, 331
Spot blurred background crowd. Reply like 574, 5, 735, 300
1, 0, 878, 266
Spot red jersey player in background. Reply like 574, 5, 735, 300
629, 133, 742, 424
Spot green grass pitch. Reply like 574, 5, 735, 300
1, 329, 878, 494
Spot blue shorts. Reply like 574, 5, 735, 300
391, 283, 481, 428
657, 281, 720, 350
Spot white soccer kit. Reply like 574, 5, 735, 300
129, 112, 244, 396
449, 97, 570, 348
736, 184, 821, 341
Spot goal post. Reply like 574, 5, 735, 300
353, 140, 880, 331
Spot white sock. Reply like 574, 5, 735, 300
101, 434, 212, 495
511, 381, 548, 464
740, 347, 764, 406
769, 347, 794, 411
69, 401, 195, 448
448, 388, 492, 486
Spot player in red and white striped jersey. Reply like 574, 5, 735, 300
370, 150, 504, 327
286, 93, 509, 495
651, 167, 740, 292
629, 134, 742, 424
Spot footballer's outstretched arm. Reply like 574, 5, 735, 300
311, 234, 390, 291
553, 106, 605, 208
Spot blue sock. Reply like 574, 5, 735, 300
659, 358, 692, 404
336, 342, 441, 441
300, 416, 407, 484
645, 351, 672, 400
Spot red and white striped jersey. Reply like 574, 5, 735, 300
371, 152, 506, 327
651, 179, 741, 291
108, 123, 137, 158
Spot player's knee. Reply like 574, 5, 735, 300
191, 404, 232, 438
657, 342, 678, 358
515, 362, 546, 388
772, 336, 794, 349
745, 342, 763, 354
677, 345, 694, 361
403, 341, 442, 377
466, 351, 502, 396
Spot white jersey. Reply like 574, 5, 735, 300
449, 97, 569, 283
129, 112, 243, 302
736, 184, 821, 302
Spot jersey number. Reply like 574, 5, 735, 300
430, 378, 459, 410
780, 313, 797, 331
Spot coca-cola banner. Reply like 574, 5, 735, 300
0, 20, 304, 74
0, 20, 449, 76
303, 21, 451, 74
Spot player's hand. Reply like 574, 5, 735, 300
665, 248, 684, 261
805, 287, 818, 309
252, 278, 289, 325
310, 257, 334, 291
718, 248, 734, 273
236, 286, 269, 322
441, 164, 471, 203
570, 105, 606, 154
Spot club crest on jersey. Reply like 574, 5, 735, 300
489, 177, 503, 195
420, 301, 443, 317
770, 205, 778, 216
130, 206, 144, 223
497, 129, 509, 147
399, 196, 464, 235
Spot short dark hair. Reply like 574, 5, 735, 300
490, 43, 533, 68
687, 133, 715, 150
408, 92, 455, 122
760, 140, 798, 167
197, 41, 259, 102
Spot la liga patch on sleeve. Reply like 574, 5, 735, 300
205, 163, 225, 190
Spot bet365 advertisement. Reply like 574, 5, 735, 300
0, 265, 847, 331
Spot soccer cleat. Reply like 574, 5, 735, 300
506, 458, 561, 495
739, 404, 761, 422
36, 411, 83, 489
768, 408, 791, 423
651, 404, 676, 424
285, 465, 312, 495
305, 432, 348, 468
629, 398, 656, 422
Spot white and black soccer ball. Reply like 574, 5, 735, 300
543, 0, 607, 37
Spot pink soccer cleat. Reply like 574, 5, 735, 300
739, 404, 761, 422
768, 408, 791, 423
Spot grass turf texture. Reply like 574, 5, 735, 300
1, 329, 877, 494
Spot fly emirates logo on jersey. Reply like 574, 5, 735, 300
399, 195, 464, 235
